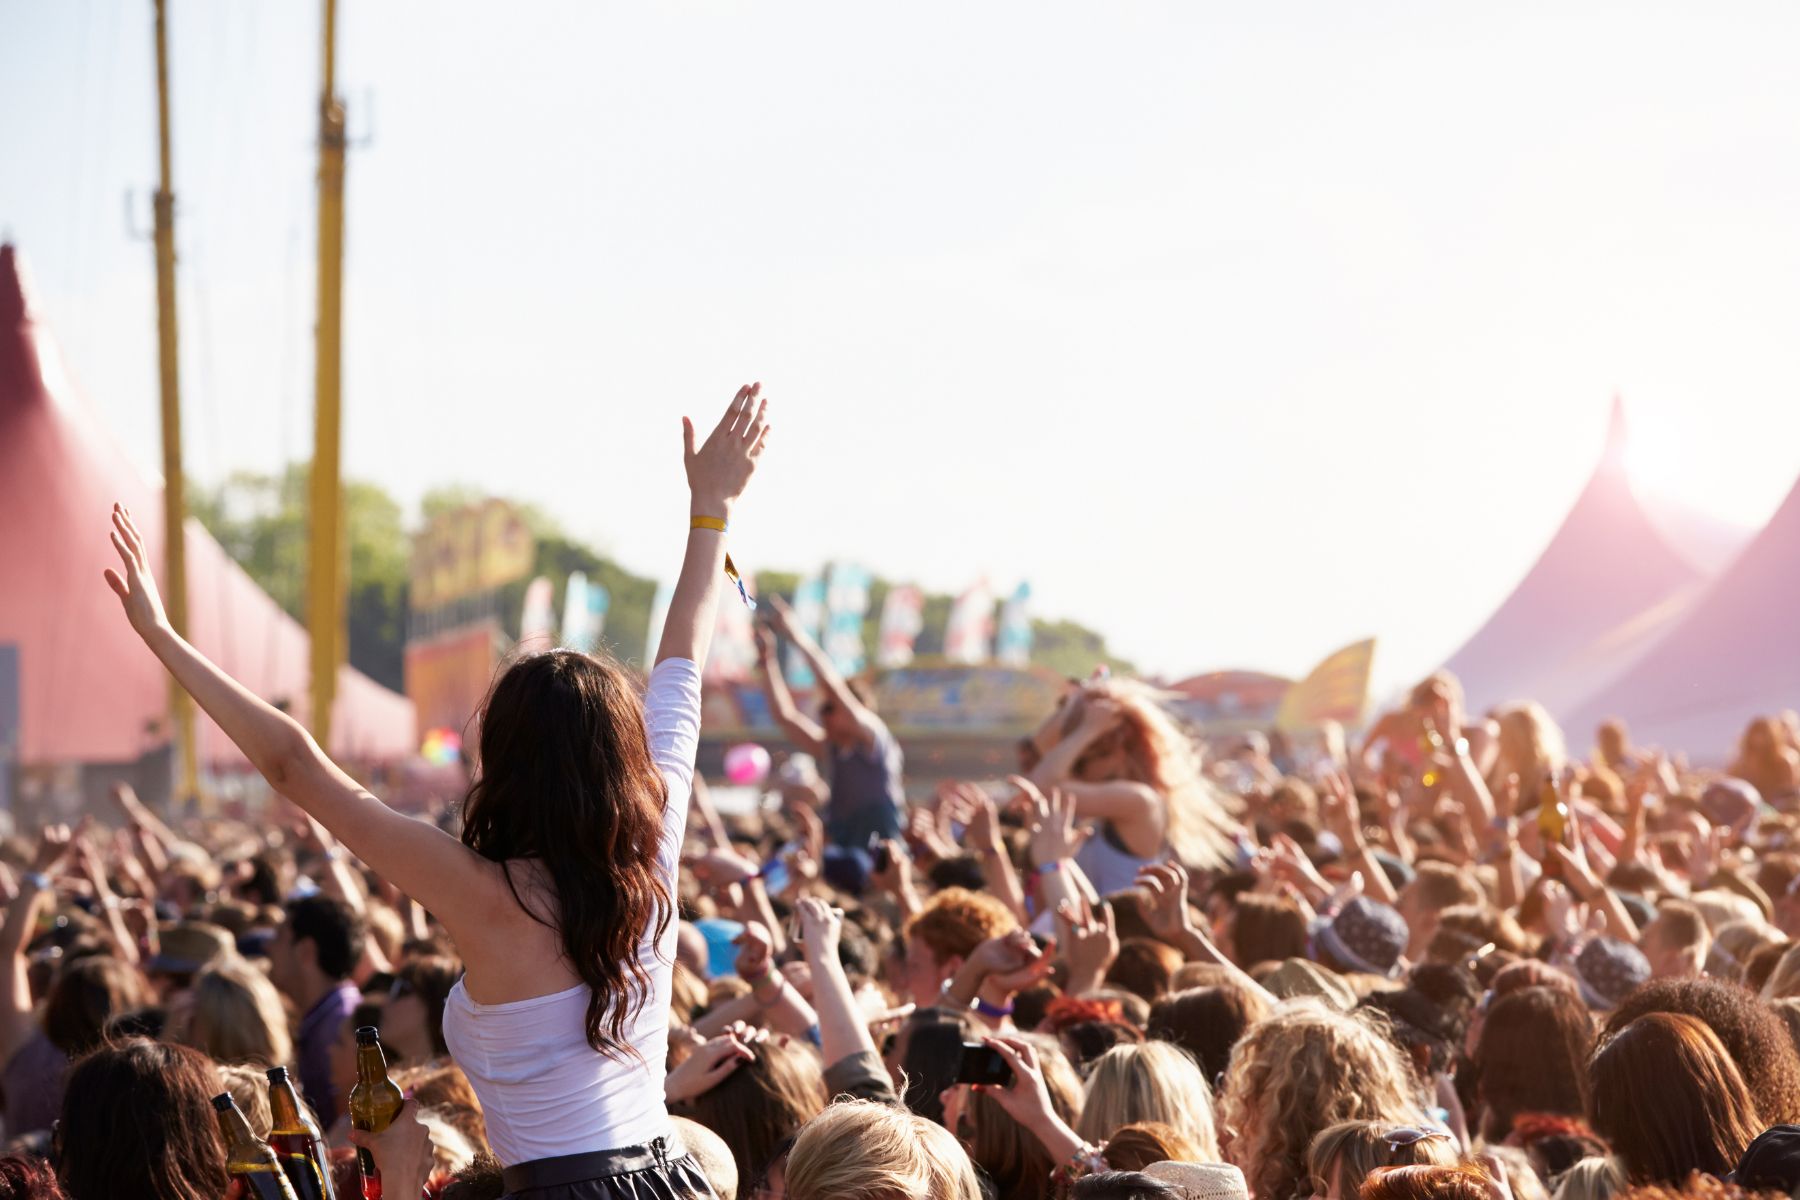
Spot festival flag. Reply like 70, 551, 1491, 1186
876, 585, 925, 669
944, 579, 996, 664
784, 574, 827, 687
519, 576, 556, 653
559, 572, 610, 653
560, 572, 589, 649
995, 582, 1033, 667
823, 563, 873, 675
1275, 638, 1378, 731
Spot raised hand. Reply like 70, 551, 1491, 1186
1019, 777, 1090, 868
31, 825, 75, 877
683, 383, 769, 516
1135, 862, 1197, 944
795, 896, 843, 962
103, 505, 169, 638
1056, 898, 1118, 994
733, 920, 775, 982
664, 1029, 757, 1103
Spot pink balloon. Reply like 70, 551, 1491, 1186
723, 743, 771, 787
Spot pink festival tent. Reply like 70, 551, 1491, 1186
0, 243, 415, 772
1439, 399, 1746, 722
1565, 469, 1800, 761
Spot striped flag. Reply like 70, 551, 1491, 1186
944, 579, 996, 665
995, 582, 1033, 667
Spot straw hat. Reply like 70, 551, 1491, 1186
1144, 1161, 1250, 1200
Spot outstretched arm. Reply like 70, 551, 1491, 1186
657, 384, 770, 667
766, 595, 876, 747
755, 625, 826, 757
102, 505, 497, 935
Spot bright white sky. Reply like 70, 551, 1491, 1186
6, 2, 1800, 695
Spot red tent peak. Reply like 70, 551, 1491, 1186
0, 244, 28, 330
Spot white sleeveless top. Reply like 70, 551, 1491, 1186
442, 656, 700, 1165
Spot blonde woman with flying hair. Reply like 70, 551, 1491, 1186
1216, 1001, 1425, 1200
1076, 1040, 1220, 1159
1024, 679, 1238, 888
170, 956, 294, 1068
784, 1099, 983, 1200
1489, 703, 1568, 804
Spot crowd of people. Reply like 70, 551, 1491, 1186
9, 387, 1800, 1200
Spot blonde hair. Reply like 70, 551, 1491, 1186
1076, 1040, 1218, 1157
1217, 1001, 1424, 1200
1305, 1119, 1459, 1200
1058, 681, 1238, 870
1760, 943, 1800, 1001
178, 958, 293, 1067
786, 1100, 983, 1200
1492, 703, 1567, 796
215, 1062, 274, 1138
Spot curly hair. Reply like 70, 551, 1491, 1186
1217, 1001, 1423, 1200
1602, 977, 1800, 1124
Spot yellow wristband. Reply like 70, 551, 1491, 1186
690, 515, 729, 533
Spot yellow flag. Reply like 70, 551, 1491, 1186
1275, 638, 1377, 731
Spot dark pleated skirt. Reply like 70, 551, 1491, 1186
500, 1137, 718, 1200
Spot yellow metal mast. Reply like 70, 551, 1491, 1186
151, 0, 200, 812
307, 0, 347, 752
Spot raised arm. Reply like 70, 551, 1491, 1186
657, 384, 770, 667
102, 505, 496, 933
755, 624, 826, 757
766, 595, 876, 746
0, 827, 72, 1067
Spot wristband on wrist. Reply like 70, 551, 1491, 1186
22, 872, 50, 892
690, 516, 756, 611
975, 997, 1014, 1019
1034, 860, 1067, 877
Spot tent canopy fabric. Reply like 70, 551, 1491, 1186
1439, 398, 1737, 722
0, 243, 415, 767
1565, 472, 1800, 761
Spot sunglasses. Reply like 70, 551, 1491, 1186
1383, 1127, 1452, 1150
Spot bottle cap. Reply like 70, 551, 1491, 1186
211, 1093, 234, 1112
355, 1026, 381, 1045
266, 1065, 289, 1083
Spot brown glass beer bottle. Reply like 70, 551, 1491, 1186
348, 1026, 405, 1200
267, 1064, 337, 1200
214, 1091, 300, 1200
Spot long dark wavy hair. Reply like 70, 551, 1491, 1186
460, 650, 673, 1058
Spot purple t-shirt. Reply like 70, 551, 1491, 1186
297, 981, 361, 1120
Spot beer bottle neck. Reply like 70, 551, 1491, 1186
355, 1041, 389, 1084
217, 1102, 257, 1149
268, 1081, 301, 1130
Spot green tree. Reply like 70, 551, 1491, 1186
189, 464, 410, 691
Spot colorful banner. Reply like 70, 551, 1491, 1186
944, 579, 996, 665
784, 575, 827, 687
876, 585, 925, 669
559, 573, 610, 653
409, 500, 535, 612
823, 563, 873, 676
1275, 638, 1378, 732
874, 664, 1065, 733
519, 576, 556, 653
995, 582, 1033, 667
404, 621, 503, 742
